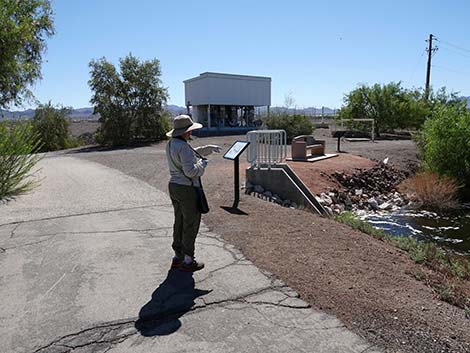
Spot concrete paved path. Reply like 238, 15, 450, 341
0, 156, 381, 353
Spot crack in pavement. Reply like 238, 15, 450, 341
198, 235, 246, 262
196, 258, 252, 284
0, 227, 173, 252
0, 204, 170, 228
9, 223, 20, 238
32, 284, 315, 353
32, 319, 136, 353
1, 236, 56, 251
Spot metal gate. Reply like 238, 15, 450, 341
246, 130, 287, 167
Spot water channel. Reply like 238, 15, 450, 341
363, 204, 470, 255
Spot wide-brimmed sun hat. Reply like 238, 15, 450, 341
166, 114, 203, 137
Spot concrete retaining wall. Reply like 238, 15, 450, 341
246, 164, 329, 216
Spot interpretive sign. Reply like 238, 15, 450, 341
223, 141, 250, 209
223, 141, 250, 160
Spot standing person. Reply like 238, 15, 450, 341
166, 115, 220, 272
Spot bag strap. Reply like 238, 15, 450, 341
188, 144, 206, 189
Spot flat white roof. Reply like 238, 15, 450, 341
184, 72, 271, 84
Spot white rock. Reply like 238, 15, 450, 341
320, 193, 333, 205
355, 210, 367, 217
355, 189, 363, 196
379, 202, 391, 210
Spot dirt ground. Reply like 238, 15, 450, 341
75, 131, 470, 353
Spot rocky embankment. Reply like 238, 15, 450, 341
317, 163, 410, 215
244, 183, 299, 209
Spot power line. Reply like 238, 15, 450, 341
408, 49, 427, 83
435, 38, 470, 53
432, 64, 468, 75
437, 43, 470, 59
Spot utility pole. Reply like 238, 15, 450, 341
425, 33, 438, 99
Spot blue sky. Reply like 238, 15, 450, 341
24, 0, 470, 109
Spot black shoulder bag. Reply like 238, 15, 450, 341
194, 177, 210, 214
169, 140, 210, 214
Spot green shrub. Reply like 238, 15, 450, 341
266, 113, 313, 142
422, 102, 470, 187
0, 121, 42, 200
334, 211, 386, 238
32, 102, 76, 152
438, 285, 454, 303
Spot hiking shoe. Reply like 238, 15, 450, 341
171, 257, 183, 269
180, 260, 205, 272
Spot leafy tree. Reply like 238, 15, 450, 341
88, 54, 170, 146
421, 102, 470, 188
338, 82, 429, 136
0, 0, 54, 108
32, 102, 76, 152
0, 121, 42, 200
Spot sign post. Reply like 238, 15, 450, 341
223, 140, 250, 209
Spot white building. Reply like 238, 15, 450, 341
184, 72, 271, 134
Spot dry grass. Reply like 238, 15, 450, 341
398, 171, 460, 210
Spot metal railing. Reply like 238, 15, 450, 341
246, 130, 287, 167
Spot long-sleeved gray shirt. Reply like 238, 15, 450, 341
166, 138, 206, 187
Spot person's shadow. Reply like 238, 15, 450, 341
135, 268, 211, 336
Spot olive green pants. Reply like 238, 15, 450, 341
169, 183, 201, 259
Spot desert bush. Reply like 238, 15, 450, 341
89, 54, 170, 146
338, 84, 459, 136
32, 102, 78, 152
266, 113, 313, 142
0, 121, 42, 200
421, 102, 470, 188
338, 82, 427, 136
398, 171, 460, 210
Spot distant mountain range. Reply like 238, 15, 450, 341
2, 97, 468, 121
0, 107, 98, 120
0, 106, 181, 120
0, 104, 336, 120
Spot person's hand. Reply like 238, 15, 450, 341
207, 144, 222, 153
